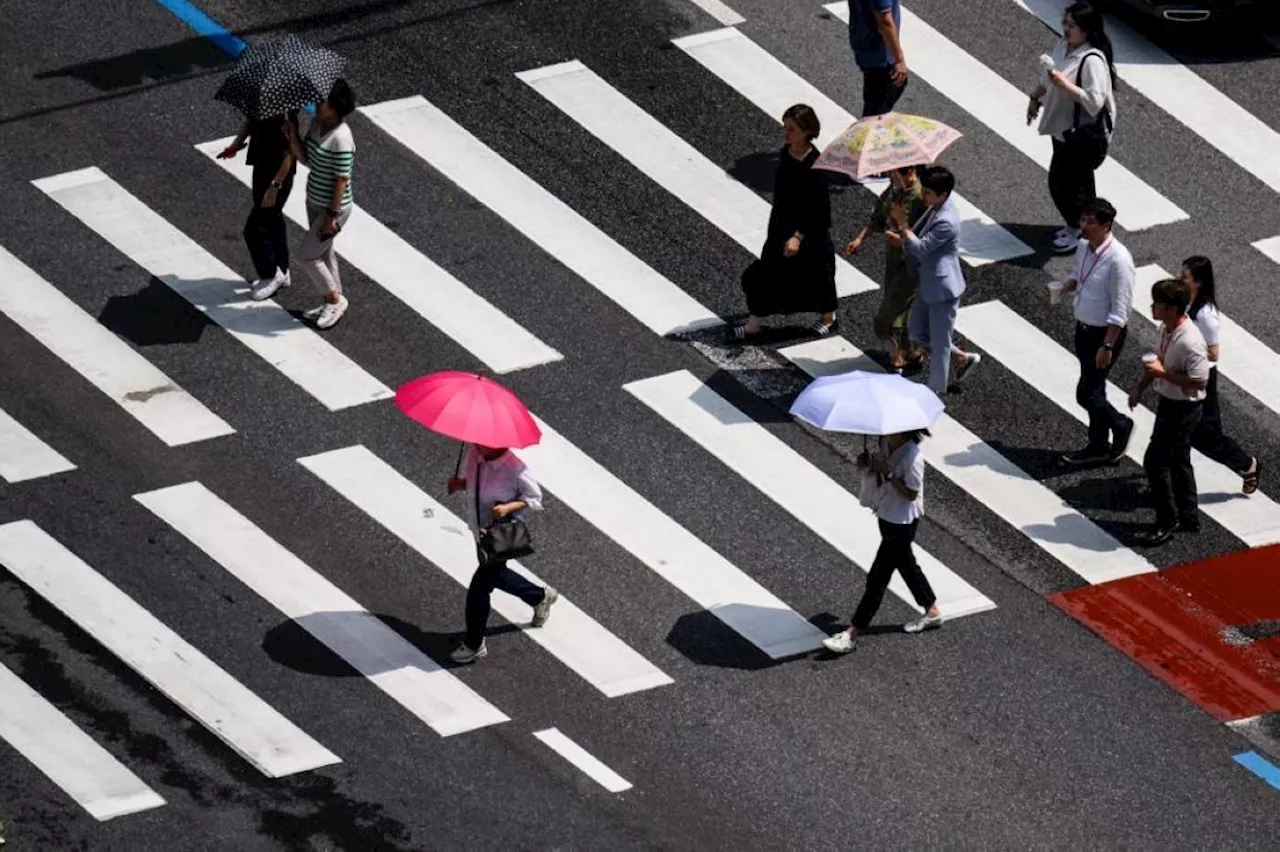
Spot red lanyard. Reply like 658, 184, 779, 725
1159, 317, 1188, 361
1078, 237, 1113, 289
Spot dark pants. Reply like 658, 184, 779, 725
1074, 322, 1129, 449
1191, 367, 1252, 473
851, 519, 935, 630
464, 557, 545, 650
1145, 397, 1203, 528
1049, 138, 1098, 229
861, 66, 907, 117
245, 162, 295, 281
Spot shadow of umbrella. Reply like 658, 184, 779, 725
262, 611, 522, 676
98, 278, 214, 346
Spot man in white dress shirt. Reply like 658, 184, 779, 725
1059, 198, 1135, 465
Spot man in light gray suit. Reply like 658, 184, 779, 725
887, 165, 981, 394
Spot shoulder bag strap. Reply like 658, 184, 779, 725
1073, 51, 1113, 133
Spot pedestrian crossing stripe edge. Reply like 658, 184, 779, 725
0, 405, 76, 483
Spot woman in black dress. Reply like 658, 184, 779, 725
733, 104, 839, 341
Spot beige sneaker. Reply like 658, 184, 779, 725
531, 587, 558, 627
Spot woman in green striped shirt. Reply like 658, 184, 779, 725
284, 78, 357, 330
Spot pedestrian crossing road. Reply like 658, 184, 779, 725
2, 0, 1279, 849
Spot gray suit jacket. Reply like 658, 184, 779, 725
904, 196, 965, 304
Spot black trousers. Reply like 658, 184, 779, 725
1191, 367, 1252, 473
1145, 397, 1203, 528
1074, 322, 1129, 449
861, 66, 907, 117
245, 162, 295, 281
851, 519, 935, 630
1049, 138, 1098, 229
464, 557, 545, 650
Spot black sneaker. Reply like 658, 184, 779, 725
1135, 524, 1178, 546
1062, 446, 1112, 466
1108, 417, 1135, 462
1178, 517, 1202, 534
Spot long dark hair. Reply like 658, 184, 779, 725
1065, 2, 1117, 85
1182, 255, 1217, 319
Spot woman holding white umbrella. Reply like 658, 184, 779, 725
789, 370, 945, 654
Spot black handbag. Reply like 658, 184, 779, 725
1062, 51, 1113, 171
473, 462, 535, 566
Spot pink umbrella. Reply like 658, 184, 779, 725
395, 371, 542, 450
814, 112, 962, 180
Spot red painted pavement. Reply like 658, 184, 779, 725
1050, 544, 1280, 723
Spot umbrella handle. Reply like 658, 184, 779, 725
454, 441, 467, 478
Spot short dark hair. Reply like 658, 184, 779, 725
919, 165, 955, 196
326, 78, 356, 118
1151, 277, 1190, 314
782, 104, 820, 141
1081, 197, 1116, 227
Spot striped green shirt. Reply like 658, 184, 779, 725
305, 121, 355, 210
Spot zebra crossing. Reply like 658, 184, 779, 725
3, 0, 1280, 823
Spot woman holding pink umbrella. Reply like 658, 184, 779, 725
396, 371, 558, 665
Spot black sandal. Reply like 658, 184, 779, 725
1243, 460, 1260, 495
811, 318, 839, 337
730, 324, 762, 343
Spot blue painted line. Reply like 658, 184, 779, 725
152, 0, 246, 56
1234, 751, 1280, 791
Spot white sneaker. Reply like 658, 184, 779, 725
1052, 228, 1082, 253
952, 352, 981, 384
450, 640, 487, 664
531, 587, 558, 627
822, 631, 857, 654
904, 614, 943, 634
250, 269, 290, 301
314, 295, 348, 329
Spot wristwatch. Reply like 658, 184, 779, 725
1101, 343, 1114, 351
269, 179, 283, 189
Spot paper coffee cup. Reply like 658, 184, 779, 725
1048, 280, 1063, 305
1142, 353, 1158, 365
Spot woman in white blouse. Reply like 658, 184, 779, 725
445, 444, 558, 663
823, 429, 942, 655
1181, 257, 1260, 494
1025, 2, 1117, 255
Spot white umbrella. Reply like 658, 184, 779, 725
789, 371, 943, 435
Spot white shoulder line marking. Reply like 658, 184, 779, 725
195, 140, 562, 375
0, 519, 341, 778
1133, 264, 1280, 422
533, 727, 632, 792
0, 244, 234, 446
0, 405, 76, 483
359, 96, 722, 337
956, 301, 1280, 547
517, 59, 877, 298
298, 445, 673, 698
0, 660, 166, 821
823, 2, 1188, 231
625, 370, 996, 618
673, 26, 1033, 267
32, 167, 391, 412
134, 482, 510, 737
515, 415, 830, 658
780, 337, 1155, 584
1013, 0, 1280, 196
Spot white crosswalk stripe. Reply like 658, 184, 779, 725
0, 519, 341, 777
780, 337, 1156, 584
0, 405, 75, 483
625, 370, 997, 619
298, 444, 675, 697
823, 2, 1188, 231
359, 96, 723, 337
956, 301, 1280, 547
673, 26, 1035, 266
0, 243, 235, 447
32, 167, 393, 412
0, 660, 165, 820
517, 59, 879, 298
195, 139, 563, 375
134, 481, 511, 737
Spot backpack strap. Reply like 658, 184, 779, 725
1072, 50, 1113, 133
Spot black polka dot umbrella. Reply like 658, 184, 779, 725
214, 34, 346, 120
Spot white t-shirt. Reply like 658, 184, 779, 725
876, 438, 925, 525
1192, 302, 1220, 348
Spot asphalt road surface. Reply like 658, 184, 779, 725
1, 0, 1279, 849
